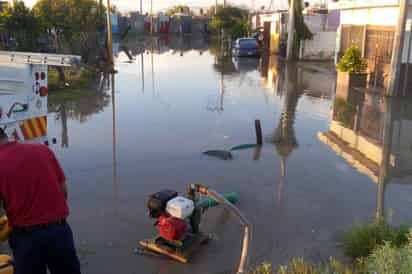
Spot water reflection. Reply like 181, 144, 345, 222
120, 35, 210, 58
111, 73, 118, 217
319, 89, 412, 221
270, 63, 302, 208
48, 73, 111, 147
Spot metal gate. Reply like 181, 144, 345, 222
364, 26, 395, 87
340, 25, 364, 54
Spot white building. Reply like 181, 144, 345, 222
337, 0, 412, 89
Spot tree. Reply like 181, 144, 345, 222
33, 0, 104, 57
165, 5, 194, 16
0, 0, 40, 50
286, 0, 313, 60
210, 5, 250, 39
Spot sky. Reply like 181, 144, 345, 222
21, 0, 290, 13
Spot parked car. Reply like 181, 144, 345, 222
232, 38, 261, 58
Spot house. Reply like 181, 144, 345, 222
336, 0, 412, 90
299, 1, 340, 60
129, 12, 145, 33
252, 3, 340, 60
169, 13, 193, 34
252, 10, 288, 54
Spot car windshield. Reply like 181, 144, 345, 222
239, 39, 258, 48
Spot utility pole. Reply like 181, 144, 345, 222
106, 0, 114, 66
286, 0, 295, 61
223, 0, 226, 8
387, 0, 408, 96
150, 0, 154, 35
376, 98, 394, 223
140, 0, 142, 14
99, 0, 103, 17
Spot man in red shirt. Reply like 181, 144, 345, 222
0, 128, 81, 274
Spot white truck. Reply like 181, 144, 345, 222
0, 51, 81, 143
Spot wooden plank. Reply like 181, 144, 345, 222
139, 233, 210, 263
139, 239, 188, 263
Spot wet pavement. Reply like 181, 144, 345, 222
2, 36, 412, 273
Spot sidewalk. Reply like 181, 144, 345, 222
297, 61, 337, 76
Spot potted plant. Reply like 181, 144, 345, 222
337, 46, 368, 89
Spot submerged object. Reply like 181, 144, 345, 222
203, 150, 233, 160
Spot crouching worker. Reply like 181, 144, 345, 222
0, 128, 81, 274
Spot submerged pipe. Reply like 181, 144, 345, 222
190, 184, 251, 274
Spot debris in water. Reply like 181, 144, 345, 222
203, 150, 233, 160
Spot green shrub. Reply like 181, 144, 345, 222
365, 231, 412, 273
209, 5, 250, 39
337, 46, 367, 73
343, 222, 409, 259
249, 258, 361, 274
333, 98, 356, 127
250, 261, 273, 274
48, 68, 96, 92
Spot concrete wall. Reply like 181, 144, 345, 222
304, 11, 340, 32
301, 32, 337, 60
340, 6, 399, 26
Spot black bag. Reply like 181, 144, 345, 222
147, 190, 178, 218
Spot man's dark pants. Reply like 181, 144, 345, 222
9, 222, 81, 274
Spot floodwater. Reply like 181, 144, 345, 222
2, 36, 412, 273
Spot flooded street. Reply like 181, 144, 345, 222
2, 36, 412, 273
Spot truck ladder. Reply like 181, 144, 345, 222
0, 51, 81, 67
